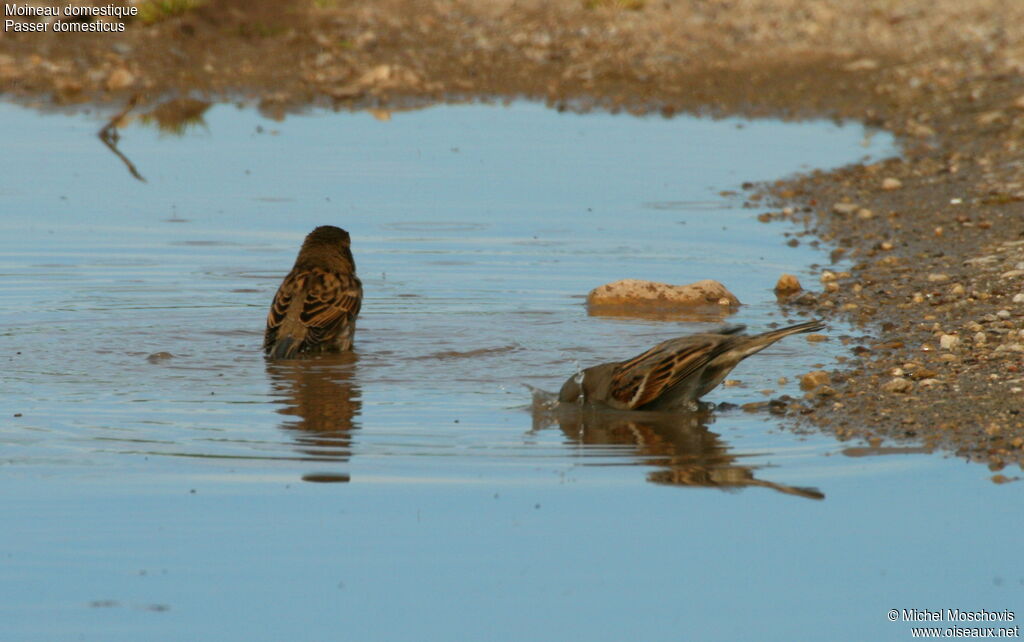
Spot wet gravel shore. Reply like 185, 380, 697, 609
3, 0, 1023, 472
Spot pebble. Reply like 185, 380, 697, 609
995, 343, 1024, 353
939, 334, 960, 350
882, 377, 913, 393
799, 370, 830, 390
975, 332, 987, 344
832, 202, 859, 215
927, 273, 949, 282
791, 292, 818, 306
774, 273, 802, 294
996, 309, 1011, 319
881, 177, 903, 190
147, 352, 174, 363
105, 68, 135, 91
806, 334, 827, 342
844, 58, 878, 71
857, 208, 874, 220
820, 270, 837, 283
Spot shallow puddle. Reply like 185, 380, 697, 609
1, 101, 1020, 640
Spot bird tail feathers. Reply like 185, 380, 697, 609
736, 319, 825, 358
268, 336, 300, 360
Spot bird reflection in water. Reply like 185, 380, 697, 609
265, 353, 361, 483
531, 394, 824, 500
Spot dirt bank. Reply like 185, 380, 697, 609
3, 0, 1024, 473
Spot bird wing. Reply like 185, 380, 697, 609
264, 271, 299, 349
607, 336, 725, 409
297, 268, 362, 344
265, 267, 362, 348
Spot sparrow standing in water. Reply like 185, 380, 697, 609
264, 226, 363, 359
559, 320, 825, 410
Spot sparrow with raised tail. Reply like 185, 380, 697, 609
558, 320, 825, 410
264, 226, 363, 359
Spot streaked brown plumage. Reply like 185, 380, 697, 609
264, 226, 363, 359
558, 319, 825, 410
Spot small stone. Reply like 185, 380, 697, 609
723, 379, 742, 387
927, 273, 949, 283
147, 352, 173, 363
800, 370, 830, 390
950, 284, 965, 296
820, 270, 837, 283
791, 292, 818, 306
805, 334, 827, 343
105, 68, 135, 91
844, 58, 879, 71
825, 282, 840, 293
832, 202, 859, 215
1014, 293, 1024, 304
774, 273, 802, 294
975, 332, 987, 344
857, 208, 874, 220
939, 334, 960, 350
882, 377, 913, 394
881, 177, 902, 191
996, 309, 1011, 319
977, 110, 1005, 126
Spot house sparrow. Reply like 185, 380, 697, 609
558, 319, 825, 410
264, 226, 363, 359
